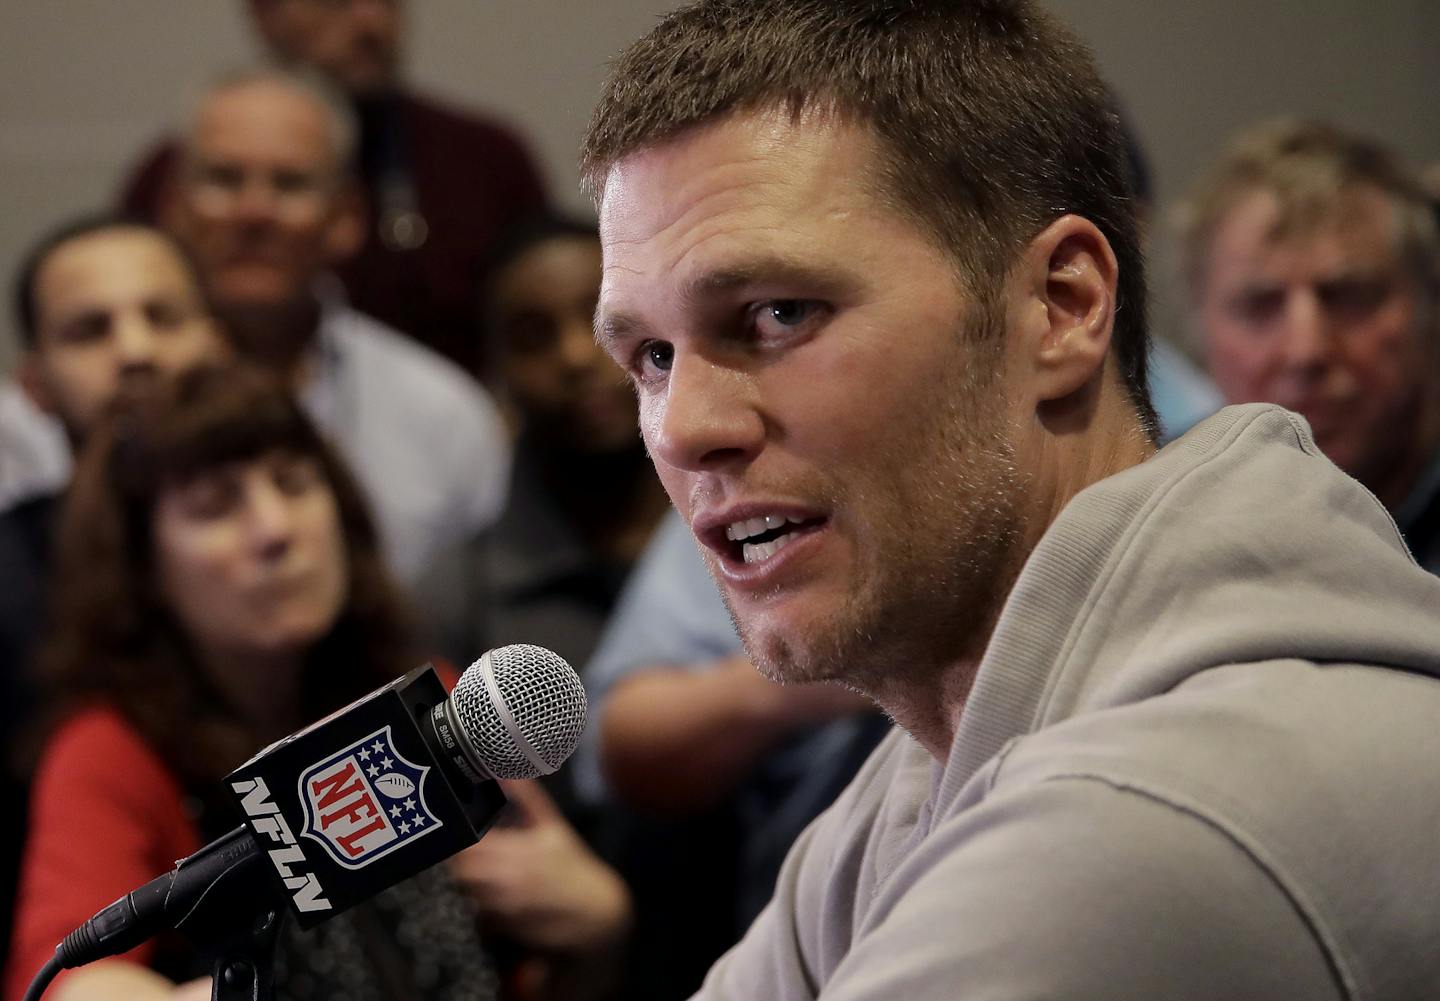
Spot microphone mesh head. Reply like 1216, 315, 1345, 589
449, 644, 588, 780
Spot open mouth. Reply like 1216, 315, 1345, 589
723, 514, 825, 565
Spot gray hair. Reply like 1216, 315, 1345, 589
1175, 119, 1440, 313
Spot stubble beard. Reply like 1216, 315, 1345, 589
722, 332, 1030, 699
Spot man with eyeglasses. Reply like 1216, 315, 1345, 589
123, 0, 547, 376
163, 67, 510, 588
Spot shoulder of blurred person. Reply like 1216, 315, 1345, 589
0, 491, 59, 727
1148, 338, 1223, 443
343, 91, 548, 368
391, 90, 546, 205
300, 298, 510, 585
5, 704, 201, 1001
0, 380, 71, 512
117, 139, 182, 225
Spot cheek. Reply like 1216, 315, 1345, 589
507, 358, 565, 408
156, 535, 237, 635
637, 393, 665, 452
158, 330, 220, 371
1206, 327, 1275, 399
1342, 315, 1425, 393
48, 352, 117, 418
320, 519, 351, 611
636, 397, 688, 504
304, 498, 351, 621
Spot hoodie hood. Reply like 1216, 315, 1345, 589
943, 403, 1440, 800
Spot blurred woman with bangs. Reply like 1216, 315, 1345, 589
6, 365, 629, 1001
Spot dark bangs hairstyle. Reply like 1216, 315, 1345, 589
34, 364, 415, 785
582, 0, 1157, 438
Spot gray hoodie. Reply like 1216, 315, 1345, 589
695, 404, 1440, 1001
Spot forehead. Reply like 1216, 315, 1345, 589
496, 237, 602, 300
597, 109, 939, 303
277, 0, 403, 26
36, 229, 196, 319
1206, 185, 1403, 283
602, 109, 881, 249
192, 82, 336, 168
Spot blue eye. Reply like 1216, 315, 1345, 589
767, 300, 815, 326
640, 340, 674, 374
753, 299, 827, 339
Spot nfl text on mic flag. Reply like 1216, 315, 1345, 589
50, 645, 586, 970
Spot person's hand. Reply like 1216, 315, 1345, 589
449, 779, 631, 955
171, 977, 213, 1001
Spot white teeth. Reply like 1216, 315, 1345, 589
742, 531, 796, 564
726, 515, 783, 541
725, 513, 813, 544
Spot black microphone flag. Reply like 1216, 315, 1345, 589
226, 663, 507, 927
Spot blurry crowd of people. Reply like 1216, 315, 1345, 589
0, 2, 1436, 1001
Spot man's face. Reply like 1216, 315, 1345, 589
596, 110, 1027, 692
493, 235, 636, 453
172, 81, 352, 318
1201, 187, 1432, 488
26, 228, 227, 439
252, 0, 402, 97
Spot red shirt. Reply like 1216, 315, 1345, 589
6, 708, 201, 1000
6, 664, 461, 1000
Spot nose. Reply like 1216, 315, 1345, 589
113, 312, 158, 369
645, 353, 765, 473
231, 178, 281, 226
245, 479, 295, 560
1277, 289, 1334, 372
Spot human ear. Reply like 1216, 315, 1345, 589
1015, 214, 1118, 403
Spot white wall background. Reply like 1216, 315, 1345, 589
1, 1, 1436, 368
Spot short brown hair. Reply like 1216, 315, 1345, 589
582, 0, 1156, 436
12, 214, 206, 349
1176, 119, 1440, 310
33, 364, 415, 785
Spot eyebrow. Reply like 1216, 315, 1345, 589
595, 252, 853, 350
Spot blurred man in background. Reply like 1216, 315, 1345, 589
1182, 120, 1440, 571
123, 0, 548, 375
0, 216, 229, 975
164, 67, 510, 586
419, 216, 669, 682
2, 217, 229, 698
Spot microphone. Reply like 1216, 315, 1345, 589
52, 645, 586, 970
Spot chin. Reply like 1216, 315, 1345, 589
260, 614, 336, 654
214, 275, 302, 312
734, 597, 859, 687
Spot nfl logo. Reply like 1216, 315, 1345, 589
299, 726, 443, 868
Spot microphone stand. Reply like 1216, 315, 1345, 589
211, 904, 286, 1001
